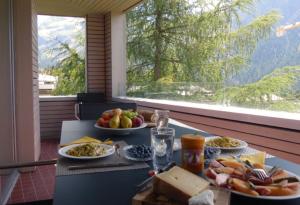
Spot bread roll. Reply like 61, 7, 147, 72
137, 109, 155, 122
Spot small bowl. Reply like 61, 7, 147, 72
204, 146, 221, 168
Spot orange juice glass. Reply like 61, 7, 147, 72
181, 134, 205, 174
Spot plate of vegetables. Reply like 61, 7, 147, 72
205, 157, 300, 199
58, 143, 115, 159
205, 136, 248, 151
95, 108, 147, 135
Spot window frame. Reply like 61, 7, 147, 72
113, 96, 300, 131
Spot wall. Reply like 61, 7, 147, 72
0, 0, 16, 164
40, 97, 76, 138
13, 0, 40, 162
86, 14, 106, 93
105, 12, 112, 101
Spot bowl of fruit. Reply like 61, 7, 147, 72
94, 108, 147, 135
123, 144, 153, 161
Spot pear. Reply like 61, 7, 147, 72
112, 108, 122, 116
121, 116, 132, 128
109, 115, 120, 128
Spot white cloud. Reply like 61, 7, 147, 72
38, 15, 86, 68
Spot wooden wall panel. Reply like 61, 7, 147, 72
105, 12, 112, 100
135, 103, 300, 164
86, 14, 106, 93
39, 99, 76, 138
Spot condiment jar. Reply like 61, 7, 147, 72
181, 134, 205, 174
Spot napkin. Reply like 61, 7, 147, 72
189, 190, 214, 205
60, 136, 113, 147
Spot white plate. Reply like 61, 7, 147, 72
206, 165, 300, 200
123, 145, 152, 162
205, 136, 248, 151
58, 143, 115, 160
94, 123, 147, 135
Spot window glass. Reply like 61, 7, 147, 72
126, 0, 300, 114
38, 15, 86, 96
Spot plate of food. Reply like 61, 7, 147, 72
58, 143, 115, 159
205, 136, 248, 150
205, 157, 300, 199
123, 144, 153, 162
95, 108, 147, 134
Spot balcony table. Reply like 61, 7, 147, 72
53, 120, 300, 205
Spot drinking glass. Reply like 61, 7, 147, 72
151, 127, 175, 171
154, 110, 169, 128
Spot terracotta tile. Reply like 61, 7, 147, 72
9, 138, 59, 204
10, 198, 24, 204
36, 193, 49, 199
10, 192, 24, 199
33, 179, 44, 185
24, 197, 37, 202
22, 188, 35, 194
37, 193, 51, 200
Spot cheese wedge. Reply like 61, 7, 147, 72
153, 166, 209, 203
240, 151, 266, 165
60, 136, 112, 147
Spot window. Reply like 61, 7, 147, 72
126, 0, 300, 116
38, 15, 86, 96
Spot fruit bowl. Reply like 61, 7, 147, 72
95, 108, 147, 135
94, 123, 147, 135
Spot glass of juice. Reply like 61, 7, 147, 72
181, 134, 205, 174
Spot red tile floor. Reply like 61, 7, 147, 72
8, 139, 59, 204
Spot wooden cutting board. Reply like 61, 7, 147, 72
132, 186, 230, 205
132, 187, 183, 205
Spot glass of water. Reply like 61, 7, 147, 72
154, 110, 169, 128
151, 127, 175, 171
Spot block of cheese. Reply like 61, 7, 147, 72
153, 166, 210, 204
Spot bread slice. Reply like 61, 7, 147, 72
153, 166, 209, 203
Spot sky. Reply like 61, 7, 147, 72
38, 15, 85, 69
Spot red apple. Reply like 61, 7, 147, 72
132, 117, 143, 127
137, 114, 145, 123
102, 119, 109, 128
97, 117, 109, 127
102, 112, 112, 120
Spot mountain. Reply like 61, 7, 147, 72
229, 0, 300, 85
38, 15, 85, 69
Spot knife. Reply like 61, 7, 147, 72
136, 161, 176, 192
68, 162, 133, 170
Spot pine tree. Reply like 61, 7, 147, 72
127, 0, 281, 89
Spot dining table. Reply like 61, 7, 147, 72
53, 120, 300, 205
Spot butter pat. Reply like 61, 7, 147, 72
153, 166, 210, 203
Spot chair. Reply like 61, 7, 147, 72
75, 93, 106, 119
78, 102, 137, 120
76, 92, 105, 103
